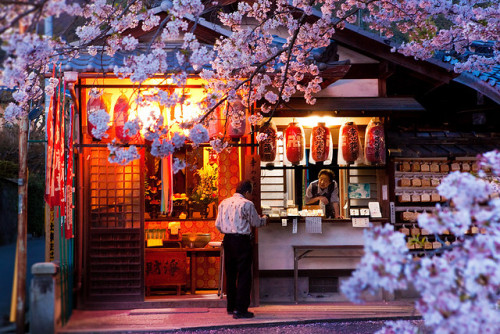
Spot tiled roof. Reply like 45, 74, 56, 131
56, 48, 188, 73
438, 41, 500, 103
387, 130, 500, 158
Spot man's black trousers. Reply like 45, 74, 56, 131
223, 234, 252, 313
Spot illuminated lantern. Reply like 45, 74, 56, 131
364, 119, 386, 165
285, 122, 305, 165
226, 98, 249, 139
258, 121, 277, 162
207, 105, 223, 139
86, 93, 110, 140
340, 121, 360, 164
310, 122, 331, 163
113, 94, 131, 143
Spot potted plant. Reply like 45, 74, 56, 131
189, 164, 218, 218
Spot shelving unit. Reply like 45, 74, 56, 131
391, 157, 481, 254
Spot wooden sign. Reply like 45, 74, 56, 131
145, 250, 187, 286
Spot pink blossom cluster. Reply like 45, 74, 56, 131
2, 0, 499, 160
342, 150, 500, 333
107, 142, 140, 165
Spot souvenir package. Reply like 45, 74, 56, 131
309, 122, 332, 164
284, 122, 306, 166
338, 121, 363, 165
258, 121, 278, 163
364, 119, 386, 165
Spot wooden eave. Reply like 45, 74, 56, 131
259, 97, 425, 117
331, 26, 457, 85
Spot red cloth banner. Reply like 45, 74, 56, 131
65, 104, 74, 238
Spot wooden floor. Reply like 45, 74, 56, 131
144, 290, 226, 308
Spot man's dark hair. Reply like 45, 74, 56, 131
236, 180, 253, 195
318, 169, 335, 182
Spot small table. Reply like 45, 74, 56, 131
293, 245, 364, 303
163, 247, 222, 295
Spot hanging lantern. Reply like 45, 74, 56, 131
207, 105, 223, 139
310, 122, 331, 163
339, 121, 361, 164
285, 122, 305, 165
258, 121, 278, 162
86, 93, 110, 140
364, 119, 386, 165
226, 97, 249, 140
114, 94, 131, 143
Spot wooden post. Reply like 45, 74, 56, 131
16, 113, 29, 333
15, 21, 28, 334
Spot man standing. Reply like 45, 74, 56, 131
215, 180, 266, 319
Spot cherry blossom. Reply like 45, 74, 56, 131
342, 151, 500, 334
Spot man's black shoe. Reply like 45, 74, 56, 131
233, 311, 254, 319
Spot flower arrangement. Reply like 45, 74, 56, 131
190, 164, 218, 206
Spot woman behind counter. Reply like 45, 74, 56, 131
305, 169, 341, 219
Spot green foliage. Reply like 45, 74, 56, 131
0, 160, 18, 178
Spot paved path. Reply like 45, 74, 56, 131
58, 301, 420, 334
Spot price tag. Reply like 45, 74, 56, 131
368, 202, 382, 218
292, 218, 297, 234
282, 218, 287, 227
352, 217, 369, 228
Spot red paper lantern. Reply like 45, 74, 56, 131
285, 122, 305, 165
365, 120, 386, 164
311, 122, 330, 163
86, 93, 110, 140
258, 122, 277, 162
341, 122, 360, 164
207, 105, 223, 139
227, 98, 248, 139
113, 94, 131, 143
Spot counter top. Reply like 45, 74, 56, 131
266, 217, 388, 223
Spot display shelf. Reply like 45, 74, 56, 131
391, 157, 479, 255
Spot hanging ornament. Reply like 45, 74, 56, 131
258, 121, 278, 162
285, 122, 305, 165
310, 122, 332, 164
113, 94, 131, 143
86, 92, 111, 140
364, 119, 386, 165
226, 97, 249, 140
339, 121, 361, 164
207, 104, 223, 139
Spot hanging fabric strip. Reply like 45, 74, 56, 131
65, 104, 74, 239
44, 68, 56, 205
48, 71, 61, 207
59, 80, 67, 218
161, 155, 174, 215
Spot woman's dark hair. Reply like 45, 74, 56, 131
236, 180, 253, 195
318, 169, 335, 182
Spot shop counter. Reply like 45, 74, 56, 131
259, 218, 386, 271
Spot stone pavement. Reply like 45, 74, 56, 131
57, 300, 420, 333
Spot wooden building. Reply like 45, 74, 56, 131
56, 5, 500, 310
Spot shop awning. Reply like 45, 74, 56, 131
261, 97, 425, 117
387, 130, 500, 158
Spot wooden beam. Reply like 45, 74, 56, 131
258, 97, 425, 117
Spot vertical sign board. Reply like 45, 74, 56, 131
242, 150, 261, 212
